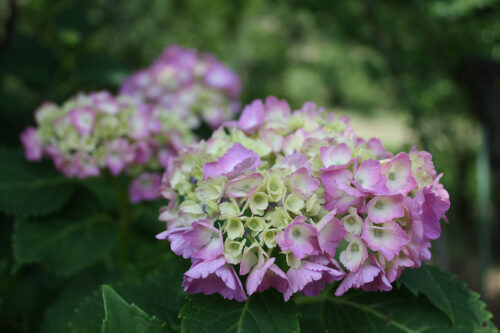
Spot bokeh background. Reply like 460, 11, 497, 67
1, 0, 499, 329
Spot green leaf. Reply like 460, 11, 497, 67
69, 255, 188, 333
295, 266, 497, 333
101, 285, 173, 333
12, 214, 115, 276
0, 147, 74, 216
401, 265, 494, 328
180, 291, 300, 333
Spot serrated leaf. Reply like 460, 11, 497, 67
101, 285, 173, 333
69, 255, 187, 333
180, 291, 300, 333
0, 147, 74, 216
401, 265, 494, 329
13, 214, 115, 276
295, 266, 497, 333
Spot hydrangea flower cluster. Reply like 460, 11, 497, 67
20, 91, 193, 203
157, 97, 450, 301
120, 45, 241, 129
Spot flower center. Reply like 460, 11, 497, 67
374, 229, 384, 237
292, 228, 301, 238
375, 201, 384, 209
388, 172, 396, 180
351, 243, 359, 252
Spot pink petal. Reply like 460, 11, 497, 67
353, 159, 388, 194
203, 143, 261, 179
20, 127, 42, 161
316, 210, 346, 256
320, 143, 352, 170
366, 195, 405, 223
128, 172, 162, 203
277, 217, 321, 259
281, 152, 312, 172
383, 152, 417, 195
362, 220, 409, 261
237, 99, 264, 133
335, 261, 381, 296
414, 186, 450, 240
246, 258, 289, 295
69, 107, 95, 136
286, 168, 319, 198
156, 227, 193, 259
182, 220, 223, 261
366, 138, 393, 159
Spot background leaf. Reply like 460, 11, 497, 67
101, 285, 172, 333
69, 255, 187, 333
0, 147, 74, 216
12, 214, 115, 276
180, 291, 300, 333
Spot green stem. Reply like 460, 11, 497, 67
110, 174, 131, 268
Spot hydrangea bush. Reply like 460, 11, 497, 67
158, 97, 451, 301
20, 91, 194, 202
120, 45, 241, 129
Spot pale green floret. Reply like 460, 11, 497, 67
285, 193, 305, 214
286, 251, 301, 269
265, 174, 286, 202
354, 145, 375, 162
219, 199, 240, 217
179, 200, 205, 216
195, 177, 226, 201
241, 243, 263, 272
249, 192, 269, 215
204, 200, 220, 216
262, 228, 277, 249
305, 194, 321, 217
224, 239, 244, 264
244, 216, 265, 236
265, 207, 291, 229
232, 130, 272, 157
225, 217, 244, 240
341, 207, 364, 235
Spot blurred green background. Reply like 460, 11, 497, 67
1, 0, 499, 329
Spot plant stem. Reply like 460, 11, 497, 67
110, 174, 131, 268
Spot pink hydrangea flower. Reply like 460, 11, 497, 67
20, 90, 194, 204
158, 97, 451, 302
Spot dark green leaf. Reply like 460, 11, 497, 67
101, 285, 172, 333
0, 148, 74, 216
401, 265, 494, 328
180, 291, 300, 333
295, 266, 497, 332
13, 214, 115, 276
69, 255, 187, 333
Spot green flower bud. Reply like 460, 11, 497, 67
262, 228, 277, 249
225, 217, 244, 240
285, 193, 305, 214
219, 198, 240, 217
286, 251, 301, 269
244, 216, 265, 236
224, 239, 244, 264
249, 192, 269, 215
305, 194, 321, 217
179, 200, 204, 216
265, 207, 290, 229
266, 174, 286, 202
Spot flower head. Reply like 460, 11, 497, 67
20, 91, 194, 203
158, 97, 450, 301
120, 45, 240, 129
